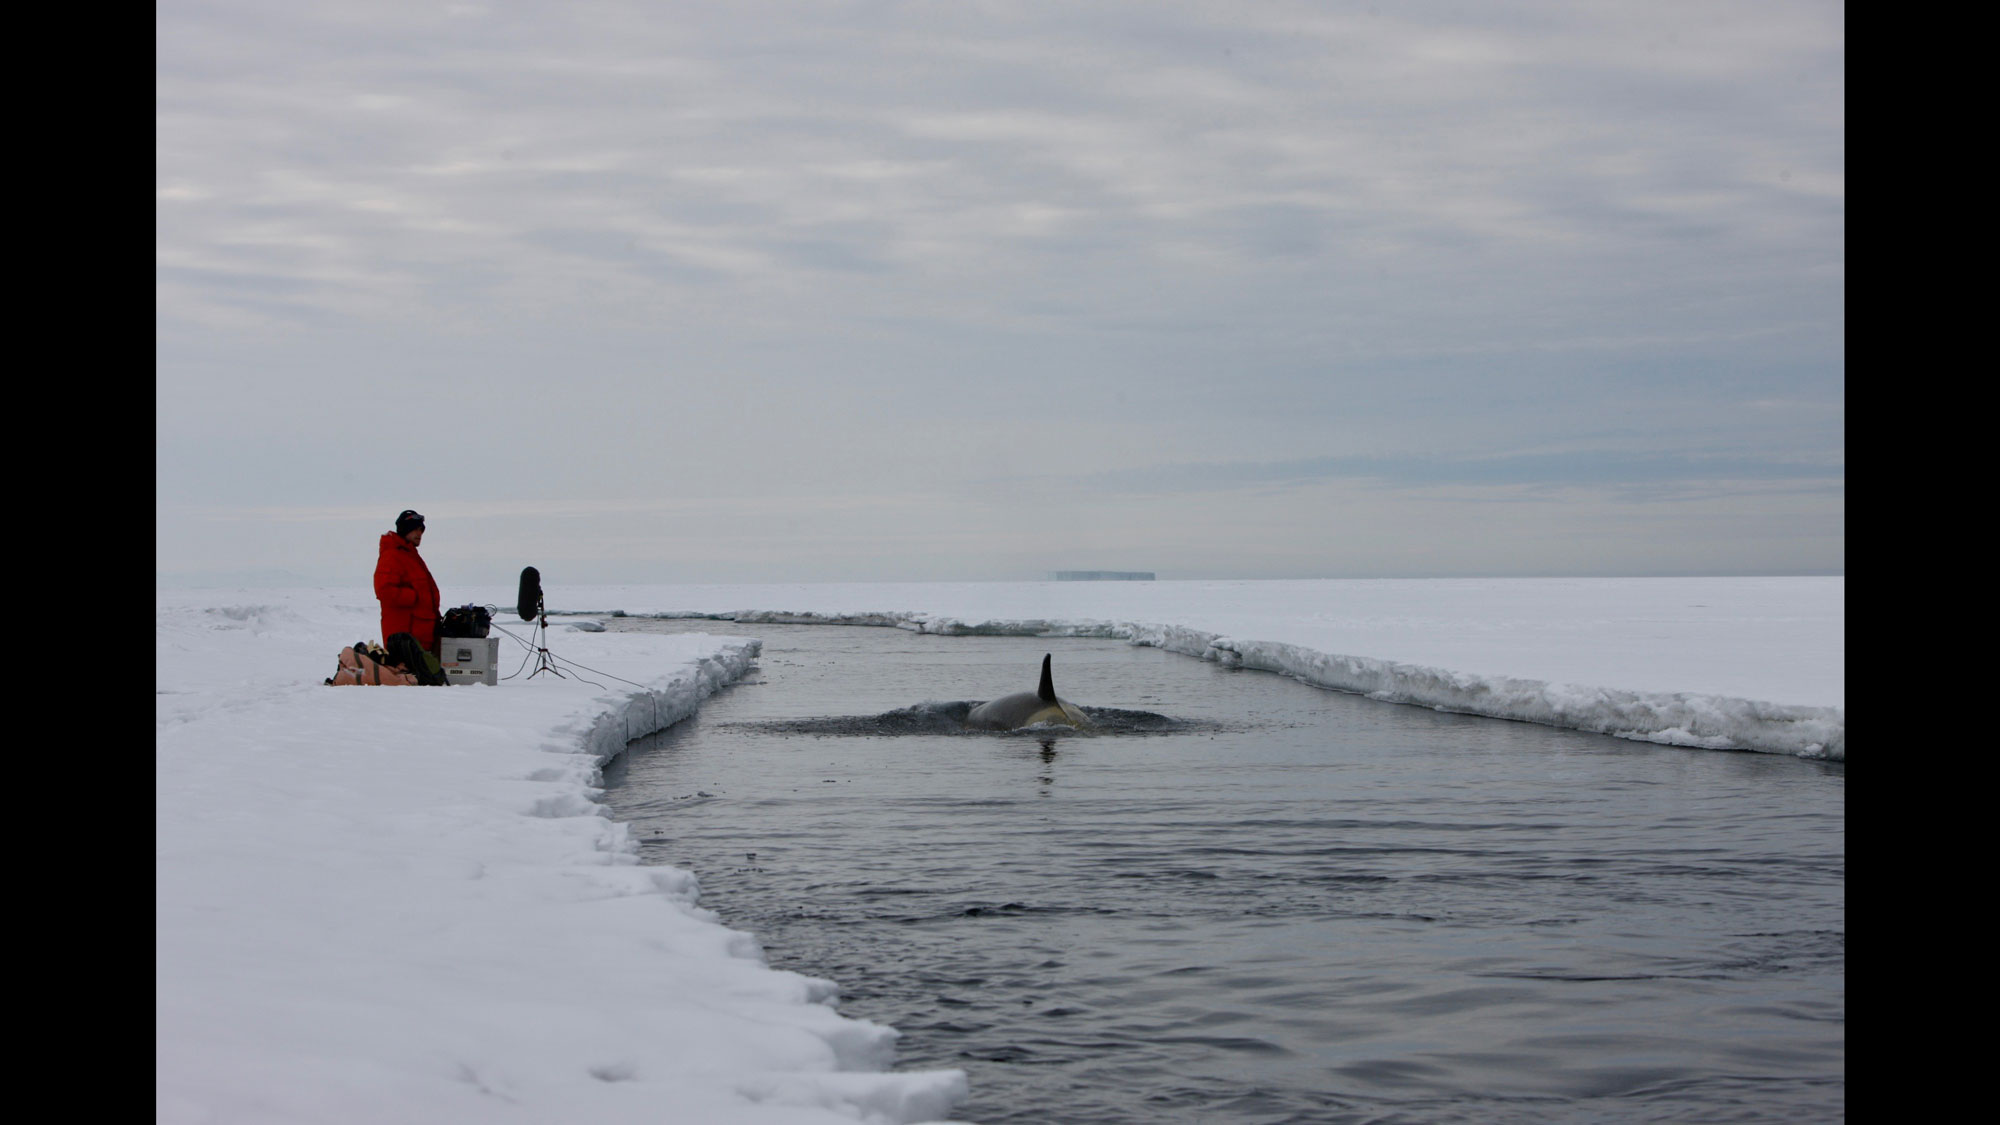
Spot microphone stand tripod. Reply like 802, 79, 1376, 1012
526, 596, 565, 680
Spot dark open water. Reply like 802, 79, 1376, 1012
597, 618, 1843, 1124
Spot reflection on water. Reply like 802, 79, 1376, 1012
601, 620, 1844, 1125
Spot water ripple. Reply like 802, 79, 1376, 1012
603, 620, 1844, 1124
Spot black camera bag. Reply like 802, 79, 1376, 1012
439, 605, 493, 639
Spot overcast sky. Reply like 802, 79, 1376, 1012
157, 0, 1843, 587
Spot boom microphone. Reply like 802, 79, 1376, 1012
517, 566, 543, 622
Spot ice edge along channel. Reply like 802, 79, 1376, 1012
577, 611, 1844, 762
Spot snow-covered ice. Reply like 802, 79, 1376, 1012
156, 588, 969, 1124
156, 576, 1840, 1122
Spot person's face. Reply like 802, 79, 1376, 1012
405, 526, 425, 546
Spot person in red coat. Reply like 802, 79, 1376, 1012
375, 509, 442, 651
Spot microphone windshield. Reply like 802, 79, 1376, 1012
517, 567, 542, 621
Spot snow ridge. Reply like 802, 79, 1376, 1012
568, 642, 761, 758
609, 609, 1844, 761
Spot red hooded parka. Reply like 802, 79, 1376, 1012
375, 531, 441, 650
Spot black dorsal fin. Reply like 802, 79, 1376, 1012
1038, 653, 1056, 702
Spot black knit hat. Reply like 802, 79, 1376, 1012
395, 509, 426, 535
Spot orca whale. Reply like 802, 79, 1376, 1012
965, 654, 1094, 731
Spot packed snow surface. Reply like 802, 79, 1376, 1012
156, 588, 969, 1124
157, 577, 1840, 1121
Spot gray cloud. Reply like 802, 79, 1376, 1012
157, 0, 1843, 583
1071, 449, 1843, 497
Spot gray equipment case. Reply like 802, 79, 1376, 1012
439, 637, 500, 686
